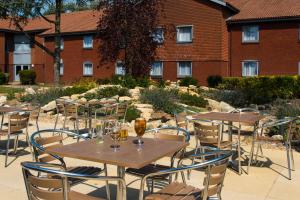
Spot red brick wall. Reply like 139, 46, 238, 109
229, 21, 300, 76
0, 33, 5, 72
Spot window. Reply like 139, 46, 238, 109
242, 61, 259, 76
298, 62, 300, 75
152, 28, 164, 44
83, 35, 93, 48
83, 61, 93, 76
242, 26, 259, 43
151, 61, 163, 77
177, 61, 192, 77
177, 25, 193, 43
115, 61, 125, 75
60, 38, 64, 50
59, 59, 64, 75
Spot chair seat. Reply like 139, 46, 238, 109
70, 191, 104, 200
256, 136, 282, 143
126, 164, 172, 179
201, 141, 232, 149
145, 182, 202, 200
67, 166, 104, 185
0, 129, 23, 136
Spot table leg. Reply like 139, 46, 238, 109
0, 112, 4, 130
117, 166, 125, 200
237, 127, 242, 175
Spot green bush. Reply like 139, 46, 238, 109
157, 79, 166, 88
19, 70, 36, 85
97, 78, 111, 85
179, 77, 198, 87
207, 75, 223, 88
140, 88, 183, 114
72, 78, 98, 90
84, 86, 130, 101
0, 72, 8, 85
205, 89, 248, 107
179, 93, 208, 107
216, 76, 300, 105
125, 106, 141, 122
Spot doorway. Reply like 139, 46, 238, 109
14, 65, 30, 81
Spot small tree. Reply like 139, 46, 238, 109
97, 0, 170, 77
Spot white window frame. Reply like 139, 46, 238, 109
115, 61, 125, 75
83, 35, 93, 49
59, 59, 64, 75
177, 61, 192, 78
150, 61, 163, 77
176, 25, 193, 43
298, 62, 300, 75
153, 27, 164, 44
242, 25, 259, 43
83, 61, 93, 76
60, 38, 64, 50
242, 60, 259, 77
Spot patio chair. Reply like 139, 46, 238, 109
174, 109, 197, 130
247, 117, 296, 180
53, 98, 67, 130
141, 150, 232, 200
126, 126, 190, 193
21, 161, 126, 200
0, 111, 31, 167
30, 129, 111, 198
115, 102, 128, 124
28, 104, 41, 132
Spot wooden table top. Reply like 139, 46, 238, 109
191, 112, 262, 125
0, 106, 29, 113
47, 136, 189, 169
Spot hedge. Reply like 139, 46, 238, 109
19, 70, 36, 85
217, 76, 300, 105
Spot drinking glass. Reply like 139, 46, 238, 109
133, 118, 146, 145
95, 123, 104, 144
110, 125, 121, 151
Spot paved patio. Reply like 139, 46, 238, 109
0, 119, 299, 200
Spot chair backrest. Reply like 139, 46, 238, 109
174, 111, 188, 129
55, 99, 66, 114
21, 162, 127, 200
64, 102, 78, 118
141, 150, 232, 200
146, 126, 190, 142
31, 129, 86, 166
116, 102, 128, 121
194, 121, 220, 146
8, 112, 30, 133
29, 106, 40, 121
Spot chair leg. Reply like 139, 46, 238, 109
5, 135, 11, 167
286, 143, 292, 180
289, 142, 295, 171
13, 135, 19, 154
247, 141, 255, 174
254, 143, 260, 163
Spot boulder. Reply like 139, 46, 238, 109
189, 85, 197, 90
119, 96, 132, 102
0, 96, 7, 106
179, 87, 188, 93
86, 88, 98, 94
25, 87, 36, 95
78, 97, 87, 104
88, 99, 99, 104
151, 111, 172, 121
129, 88, 141, 100
111, 95, 119, 100
134, 103, 153, 109
220, 101, 235, 112
71, 94, 80, 100
199, 86, 210, 91
41, 100, 56, 112
205, 98, 220, 111
60, 96, 71, 100
272, 135, 283, 141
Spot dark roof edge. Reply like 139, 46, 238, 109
227, 16, 300, 24
208, 0, 239, 13
41, 30, 97, 37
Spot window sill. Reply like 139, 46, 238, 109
242, 41, 259, 44
177, 75, 192, 78
83, 74, 93, 77
83, 47, 93, 50
151, 75, 163, 78
176, 41, 193, 44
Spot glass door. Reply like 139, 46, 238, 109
14, 65, 30, 81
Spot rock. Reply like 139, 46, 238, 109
71, 94, 80, 100
206, 98, 220, 111
151, 111, 172, 121
0, 96, 7, 106
200, 86, 210, 91
179, 87, 188, 93
272, 135, 283, 141
60, 96, 70, 100
88, 99, 99, 104
134, 103, 153, 109
111, 95, 119, 100
129, 88, 140, 100
188, 91, 199, 96
41, 100, 56, 112
189, 85, 197, 90
149, 85, 156, 90
86, 88, 98, 94
78, 97, 87, 104
25, 87, 36, 95
100, 98, 117, 105
220, 101, 235, 112
119, 96, 132, 102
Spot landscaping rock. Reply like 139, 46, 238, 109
179, 87, 188, 93
272, 135, 283, 141
220, 101, 235, 112
77, 97, 87, 104
71, 94, 80, 100
119, 96, 132, 102
129, 88, 140, 100
151, 111, 172, 121
88, 99, 99, 104
134, 103, 154, 121
86, 88, 98, 94
134, 103, 153, 109
0, 96, 7, 106
111, 95, 119, 100
206, 98, 220, 111
60, 96, 71, 100
189, 85, 197, 90
25, 87, 36, 95
200, 86, 210, 91
41, 100, 56, 112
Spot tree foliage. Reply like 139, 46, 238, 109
97, 0, 171, 77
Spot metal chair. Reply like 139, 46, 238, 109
0, 111, 31, 167
247, 117, 296, 180
53, 98, 67, 130
174, 109, 197, 130
30, 129, 111, 198
21, 161, 126, 200
141, 150, 232, 200
126, 126, 190, 193
115, 102, 128, 124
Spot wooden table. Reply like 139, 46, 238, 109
47, 136, 189, 200
189, 112, 262, 175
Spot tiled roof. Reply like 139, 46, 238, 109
226, 0, 300, 22
0, 10, 102, 35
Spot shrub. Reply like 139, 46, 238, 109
136, 77, 150, 88
205, 89, 248, 107
19, 70, 36, 85
140, 88, 183, 114
179, 77, 198, 87
97, 78, 111, 85
0, 72, 8, 85
125, 106, 141, 122
179, 93, 208, 107
85, 86, 130, 100
72, 78, 98, 90
207, 75, 223, 88
157, 79, 166, 88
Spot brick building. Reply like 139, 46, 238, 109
0, 0, 300, 85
